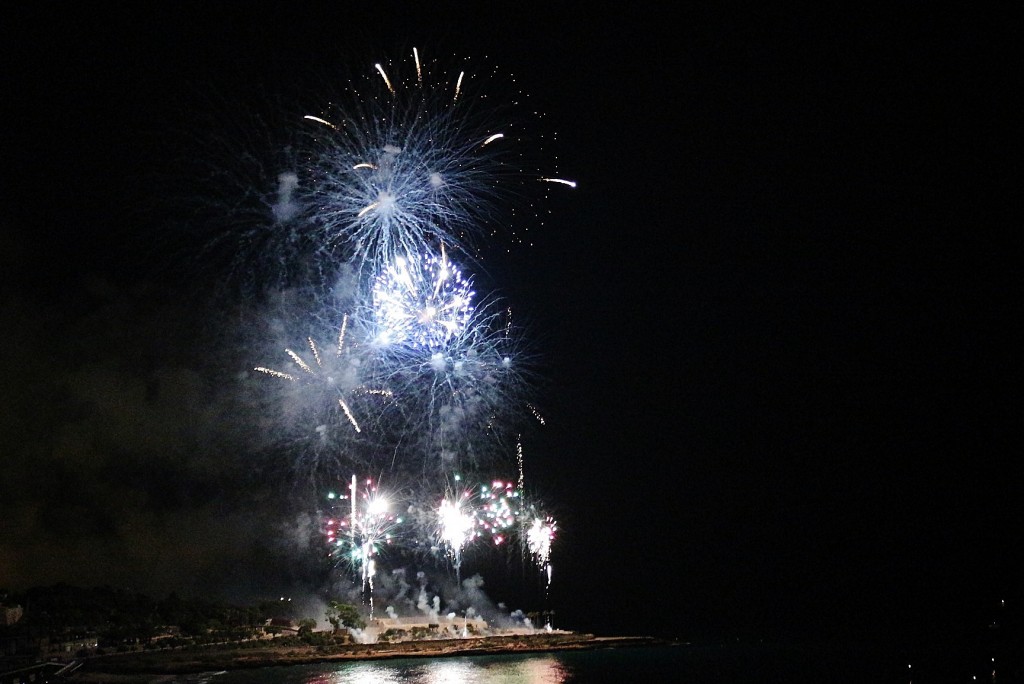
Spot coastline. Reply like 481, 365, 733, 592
66, 632, 671, 682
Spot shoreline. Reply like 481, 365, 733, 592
66, 632, 672, 682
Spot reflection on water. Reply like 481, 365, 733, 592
198, 643, 914, 683
312, 655, 569, 684
214, 653, 570, 684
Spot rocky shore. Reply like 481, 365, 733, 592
66, 632, 668, 682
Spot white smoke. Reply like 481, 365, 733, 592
272, 171, 300, 223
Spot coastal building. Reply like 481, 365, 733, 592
47, 633, 98, 655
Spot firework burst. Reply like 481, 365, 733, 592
253, 314, 400, 481
323, 476, 407, 617
527, 515, 557, 585
371, 244, 475, 350
300, 47, 575, 272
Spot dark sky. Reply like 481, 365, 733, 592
2, 5, 1018, 646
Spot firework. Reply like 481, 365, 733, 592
324, 475, 407, 616
313, 467, 558, 615
230, 47, 571, 617
419, 476, 552, 578
372, 300, 538, 476
253, 314, 400, 481
436, 494, 477, 582
300, 48, 575, 272
371, 245, 475, 350
254, 315, 366, 434
473, 479, 525, 546
252, 291, 536, 486
527, 515, 557, 582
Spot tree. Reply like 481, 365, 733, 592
325, 601, 365, 631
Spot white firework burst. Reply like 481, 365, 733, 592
371, 245, 475, 350
300, 48, 576, 272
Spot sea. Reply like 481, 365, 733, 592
162, 641, 963, 684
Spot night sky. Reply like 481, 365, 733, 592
2, 5, 1018, 646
